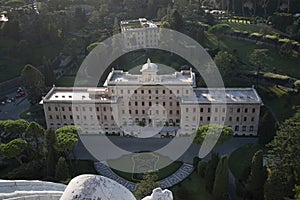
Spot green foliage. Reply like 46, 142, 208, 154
0, 119, 29, 142
55, 157, 69, 182
265, 111, 300, 199
192, 124, 233, 146
169, 9, 183, 31
0, 138, 27, 165
258, 108, 276, 145
86, 42, 101, 53
294, 80, 300, 91
134, 172, 160, 200
46, 129, 57, 177
25, 122, 46, 159
209, 24, 232, 48
62, 37, 85, 57
245, 150, 267, 200
197, 161, 207, 178
205, 152, 220, 193
21, 64, 46, 105
54, 126, 80, 156
249, 49, 269, 68
294, 185, 300, 200
213, 155, 229, 200
214, 51, 238, 78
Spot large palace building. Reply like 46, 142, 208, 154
41, 59, 262, 137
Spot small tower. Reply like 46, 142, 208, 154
140, 58, 158, 82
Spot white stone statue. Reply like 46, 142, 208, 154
142, 188, 173, 200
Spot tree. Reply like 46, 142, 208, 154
42, 56, 55, 87
197, 161, 207, 177
209, 24, 232, 48
249, 49, 269, 85
55, 157, 69, 182
134, 172, 160, 200
169, 9, 183, 31
146, 0, 157, 19
245, 150, 267, 200
213, 155, 229, 200
46, 129, 57, 177
265, 111, 300, 199
54, 126, 80, 159
21, 64, 45, 105
205, 152, 220, 193
0, 119, 29, 142
25, 122, 46, 158
62, 37, 85, 58
214, 51, 238, 78
192, 124, 233, 146
0, 138, 27, 165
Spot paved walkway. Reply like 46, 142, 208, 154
94, 161, 194, 191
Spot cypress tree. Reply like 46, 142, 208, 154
245, 150, 267, 200
205, 161, 215, 193
55, 157, 69, 182
213, 155, 229, 200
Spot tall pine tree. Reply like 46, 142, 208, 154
213, 155, 229, 200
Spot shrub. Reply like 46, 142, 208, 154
263, 72, 290, 85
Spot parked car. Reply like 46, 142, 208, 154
1, 101, 5, 105
17, 87, 23, 93
6, 99, 12, 103
15, 92, 25, 98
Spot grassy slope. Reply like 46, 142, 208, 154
228, 144, 264, 180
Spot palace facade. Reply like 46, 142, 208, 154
41, 59, 262, 137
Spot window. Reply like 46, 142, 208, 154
208, 108, 211, 113
163, 90, 165, 94
252, 108, 256, 113
56, 115, 59, 119
149, 102, 152, 106
141, 90, 144, 94
49, 115, 52, 119
251, 117, 254, 122
242, 126, 246, 131
111, 116, 114, 120
200, 116, 203, 121
48, 107, 51, 111
76, 107, 79, 111
129, 102, 131, 106
134, 90, 137, 94
90, 115, 93, 119
229, 116, 232, 121
236, 117, 239, 122
121, 90, 123, 94
83, 116, 86, 120
177, 90, 180, 94
207, 116, 211, 121
244, 117, 247, 122
215, 108, 218, 112
70, 115, 73, 120
169, 102, 172, 106
222, 117, 225, 121
97, 115, 100, 120
135, 110, 138, 114
77, 115, 80, 120
69, 107, 72, 111
229, 108, 233, 113
177, 110, 180, 115
186, 90, 189, 94
128, 90, 130, 94
170, 110, 173, 115
55, 107, 58, 111
237, 108, 241, 113
103, 107, 106, 112
163, 102, 166, 106
63, 115, 66, 119
193, 116, 196, 121
169, 90, 172, 94
245, 108, 248, 113
156, 90, 158, 94
96, 107, 99, 112
200, 108, 204, 112
249, 126, 254, 131
186, 108, 189, 112
135, 101, 138, 106
104, 115, 107, 120
222, 108, 225, 113
177, 102, 180, 106
148, 90, 151, 94
129, 110, 132, 114
235, 126, 239, 131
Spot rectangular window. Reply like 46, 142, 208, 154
76, 107, 79, 111
252, 108, 256, 113
215, 108, 218, 112
169, 102, 172, 106
156, 90, 158, 94
48, 107, 51, 111
96, 107, 99, 112
135, 101, 138, 106
69, 107, 72, 111
236, 117, 239, 122
244, 117, 247, 122
49, 115, 52, 119
251, 117, 254, 122
242, 126, 246, 131
77, 115, 80, 120
163, 90, 165, 94
141, 90, 144, 94
177, 110, 180, 115
61, 107, 65, 111
208, 108, 211, 113
186, 108, 189, 112
200, 116, 203, 121
229, 117, 232, 121
70, 115, 73, 120
229, 108, 233, 113
237, 108, 241, 113
55, 107, 58, 111
149, 102, 152, 106
135, 110, 138, 114
104, 115, 107, 120
245, 108, 248, 113
148, 90, 151, 94
177, 90, 180, 94
207, 116, 211, 121
200, 108, 204, 112
222, 108, 225, 113
63, 115, 66, 119
235, 126, 239, 131
170, 110, 173, 115
56, 115, 59, 119
103, 107, 106, 112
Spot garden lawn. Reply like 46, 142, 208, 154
220, 37, 300, 78
170, 172, 213, 200
257, 86, 300, 122
224, 22, 279, 34
229, 144, 264, 180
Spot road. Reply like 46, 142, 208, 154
0, 90, 30, 120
